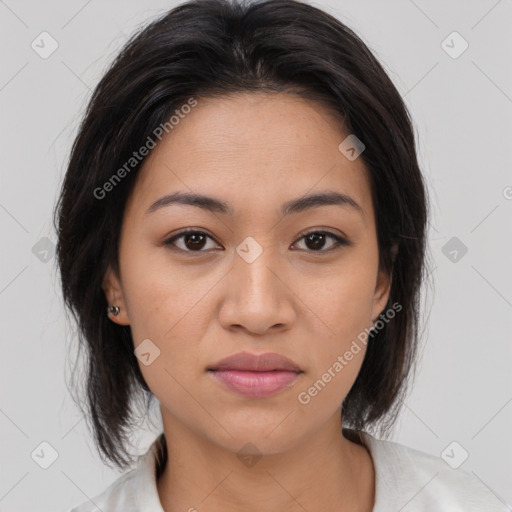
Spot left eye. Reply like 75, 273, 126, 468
163, 230, 349, 253
292, 231, 348, 252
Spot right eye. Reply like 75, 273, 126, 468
163, 229, 223, 253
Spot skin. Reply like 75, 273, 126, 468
102, 92, 395, 512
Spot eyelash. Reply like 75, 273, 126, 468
163, 228, 350, 254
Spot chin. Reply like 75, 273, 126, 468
202, 411, 306, 454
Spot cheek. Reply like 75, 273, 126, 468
124, 273, 211, 416
299, 254, 376, 395
304, 262, 376, 340
119, 242, 190, 337
294, 324, 368, 423
120, 248, 212, 369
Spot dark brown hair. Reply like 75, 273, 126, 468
53, 0, 431, 469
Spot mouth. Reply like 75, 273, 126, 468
207, 352, 303, 398
208, 369, 302, 398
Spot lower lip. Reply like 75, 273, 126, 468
209, 370, 301, 398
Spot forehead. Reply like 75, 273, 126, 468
126, 92, 373, 224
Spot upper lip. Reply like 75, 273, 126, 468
207, 352, 302, 372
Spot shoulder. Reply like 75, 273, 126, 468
67, 469, 138, 512
358, 431, 510, 512
67, 435, 165, 512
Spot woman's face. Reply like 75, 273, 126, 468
103, 92, 392, 454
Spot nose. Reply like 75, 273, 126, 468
218, 244, 297, 336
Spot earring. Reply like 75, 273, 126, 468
108, 305, 120, 316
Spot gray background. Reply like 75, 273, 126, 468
0, 0, 511, 510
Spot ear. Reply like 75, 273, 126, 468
370, 242, 398, 324
102, 265, 130, 326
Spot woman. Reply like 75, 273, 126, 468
55, 0, 507, 510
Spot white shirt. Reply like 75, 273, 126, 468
68, 431, 509, 511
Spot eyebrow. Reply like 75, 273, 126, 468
145, 190, 363, 217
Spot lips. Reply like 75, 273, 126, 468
207, 352, 303, 398
207, 351, 302, 372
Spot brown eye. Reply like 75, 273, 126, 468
305, 232, 328, 250
182, 233, 207, 250
164, 230, 221, 252
164, 229, 349, 255
292, 231, 349, 252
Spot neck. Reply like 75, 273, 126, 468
156, 415, 375, 512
